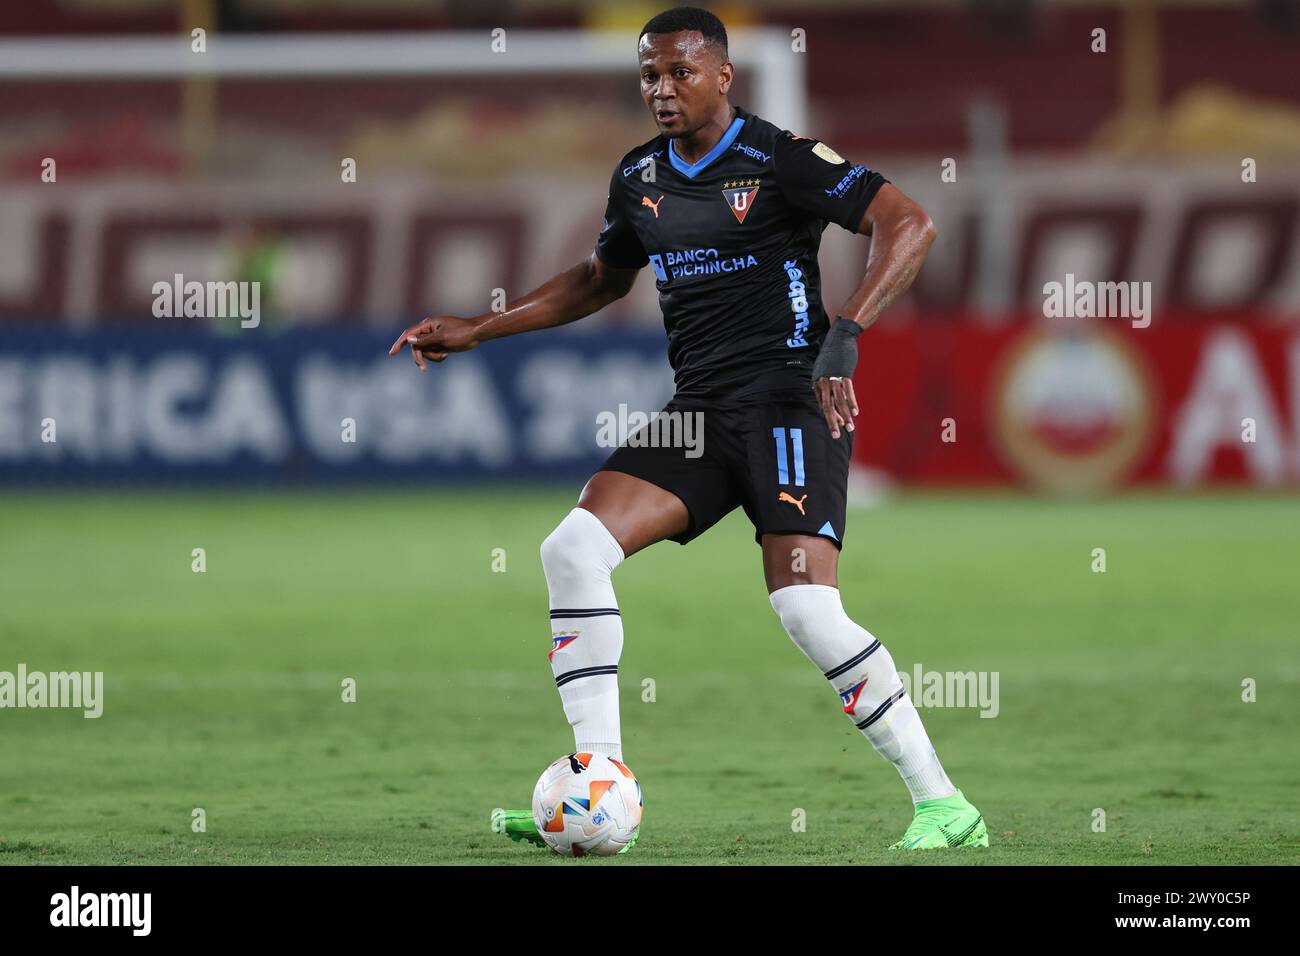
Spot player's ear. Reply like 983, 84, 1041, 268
717, 60, 733, 95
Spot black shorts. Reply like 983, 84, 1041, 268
598, 393, 853, 549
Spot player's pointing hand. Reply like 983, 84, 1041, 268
811, 317, 863, 439
387, 315, 481, 372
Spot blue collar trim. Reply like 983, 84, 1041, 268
668, 115, 746, 179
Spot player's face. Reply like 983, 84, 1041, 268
637, 31, 732, 137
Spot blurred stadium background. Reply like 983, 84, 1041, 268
1, 0, 1297, 490
0, 1, 1297, 866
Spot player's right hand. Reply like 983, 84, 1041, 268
811, 317, 862, 438
814, 375, 858, 440
387, 315, 481, 371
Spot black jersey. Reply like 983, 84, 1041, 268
595, 106, 887, 402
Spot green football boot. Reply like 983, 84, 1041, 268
490, 808, 640, 854
616, 827, 640, 854
888, 790, 989, 849
491, 808, 547, 847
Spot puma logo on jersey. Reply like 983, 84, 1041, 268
641, 194, 664, 218
778, 492, 808, 515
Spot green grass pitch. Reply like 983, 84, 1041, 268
0, 489, 1295, 865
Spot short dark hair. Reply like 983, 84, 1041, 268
639, 6, 728, 56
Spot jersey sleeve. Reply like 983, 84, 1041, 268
594, 167, 649, 269
772, 133, 889, 233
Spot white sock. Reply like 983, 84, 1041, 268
769, 584, 955, 803
541, 507, 625, 762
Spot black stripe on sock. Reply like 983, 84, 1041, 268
550, 608, 621, 619
554, 665, 619, 688
855, 687, 906, 730
824, 640, 881, 681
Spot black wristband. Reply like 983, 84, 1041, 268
811, 317, 862, 380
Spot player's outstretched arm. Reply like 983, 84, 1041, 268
812, 183, 937, 437
388, 252, 640, 371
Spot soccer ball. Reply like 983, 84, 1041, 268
531, 752, 643, 856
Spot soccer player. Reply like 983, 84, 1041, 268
390, 6, 986, 851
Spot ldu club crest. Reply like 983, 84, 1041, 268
721, 179, 760, 223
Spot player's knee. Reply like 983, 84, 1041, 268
540, 521, 582, 582
768, 583, 845, 644
769, 596, 808, 643
540, 508, 621, 585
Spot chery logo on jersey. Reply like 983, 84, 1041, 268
721, 179, 761, 224
783, 259, 812, 347
647, 247, 759, 283
622, 150, 663, 178
730, 142, 770, 164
